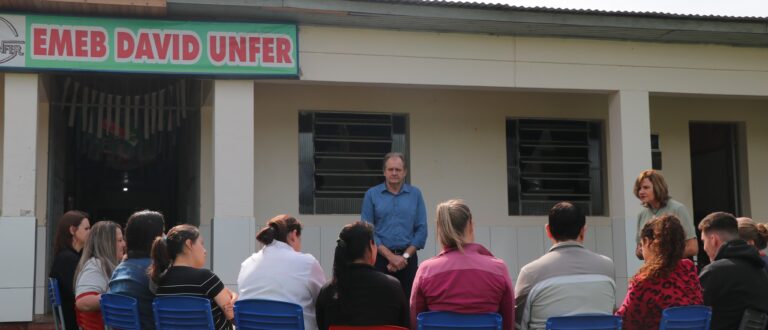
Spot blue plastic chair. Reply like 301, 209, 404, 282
234, 299, 305, 330
659, 305, 712, 330
48, 278, 66, 330
417, 311, 502, 330
546, 314, 622, 330
101, 293, 141, 330
153, 296, 215, 330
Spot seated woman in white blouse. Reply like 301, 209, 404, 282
237, 215, 326, 330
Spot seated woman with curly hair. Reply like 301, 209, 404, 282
616, 214, 703, 330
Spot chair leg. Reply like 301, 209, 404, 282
52, 308, 60, 330
58, 306, 66, 330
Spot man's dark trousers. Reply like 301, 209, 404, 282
375, 252, 418, 301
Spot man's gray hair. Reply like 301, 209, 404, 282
383, 152, 407, 169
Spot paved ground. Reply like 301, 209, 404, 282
0, 315, 56, 330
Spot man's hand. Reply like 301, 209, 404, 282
389, 254, 408, 270
387, 255, 408, 272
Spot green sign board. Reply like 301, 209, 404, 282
0, 13, 298, 77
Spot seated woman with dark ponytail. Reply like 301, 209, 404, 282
237, 215, 326, 330
316, 221, 408, 330
149, 224, 237, 330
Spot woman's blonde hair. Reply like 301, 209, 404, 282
436, 199, 472, 252
73, 221, 122, 289
634, 169, 670, 207
738, 218, 768, 250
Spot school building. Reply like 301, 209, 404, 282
0, 0, 767, 322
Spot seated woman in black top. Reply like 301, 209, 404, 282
49, 210, 91, 330
149, 224, 237, 330
316, 221, 408, 330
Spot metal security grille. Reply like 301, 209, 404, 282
506, 119, 605, 216
299, 112, 408, 214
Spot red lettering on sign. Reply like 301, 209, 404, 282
276, 36, 292, 64
115, 29, 134, 62
228, 35, 247, 63
248, 36, 261, 63
262, 37, 274, 64
153, 32, 173, 62
91, 30, 107, 58
209, 34, 226, 65
182, 33, 200, 63
32, 25, 48, 56
172, 33, 180, 61
74, 30, 88, 57
31, 25, 108, 61
134, 32, 154, 61
49, 28, 73, 57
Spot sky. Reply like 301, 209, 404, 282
461, 0, 768, 17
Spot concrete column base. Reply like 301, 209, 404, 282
211, 216, 256, 292
0, 216, 36, 322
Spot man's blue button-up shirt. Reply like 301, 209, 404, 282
361, 183, 427, 250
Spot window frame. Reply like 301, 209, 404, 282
505, 117, 607, 216
299, 110, 409, 215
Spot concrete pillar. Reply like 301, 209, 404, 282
0, 73, 39, 322
608, 90, 652, 305
211, 80, 255, 290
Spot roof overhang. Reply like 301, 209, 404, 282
1, 0, 166, 17
167, 0, 768, 47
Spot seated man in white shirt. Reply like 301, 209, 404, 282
515, 202, 615, 330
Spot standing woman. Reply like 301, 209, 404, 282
410, 200, 515, 330
616, 215, 703, 329
634, 170, 698, 258
149, 224, 237, 330
316, 221, 408, 330
237, 215, 326, 330
73, 221, 126, 330
49, 210, 91, 330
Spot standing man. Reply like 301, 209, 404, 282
361, 152, 427, 299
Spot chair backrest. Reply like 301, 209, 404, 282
101, 293, 141, 330
234, 299, 305, 330
659, 305, 712, 330
329, 326, 408, 330
48, 277, 62, 307
417, 311, 502, 330
48, 278, 65, 330
546, 314, 622, 330
153, 296, 215, 330
520, 274, 616, 330
739, 308, 768, 330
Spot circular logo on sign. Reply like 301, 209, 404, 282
0, 17, 25, 64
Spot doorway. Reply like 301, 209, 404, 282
689, 122, 743, 268
46, 74, 201, 231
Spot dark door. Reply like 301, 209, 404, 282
690, 122, 741, 268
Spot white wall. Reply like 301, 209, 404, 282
251, 83, 614, 282
650, 95, 768, 219
298, 26, 768, 97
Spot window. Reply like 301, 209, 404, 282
651, 134, 662, 170
299, 112, 408, 214
506, 119, 605, 215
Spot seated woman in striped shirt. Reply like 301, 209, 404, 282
149, 224, 237, 330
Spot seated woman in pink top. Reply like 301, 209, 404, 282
410, 199, 515, 330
